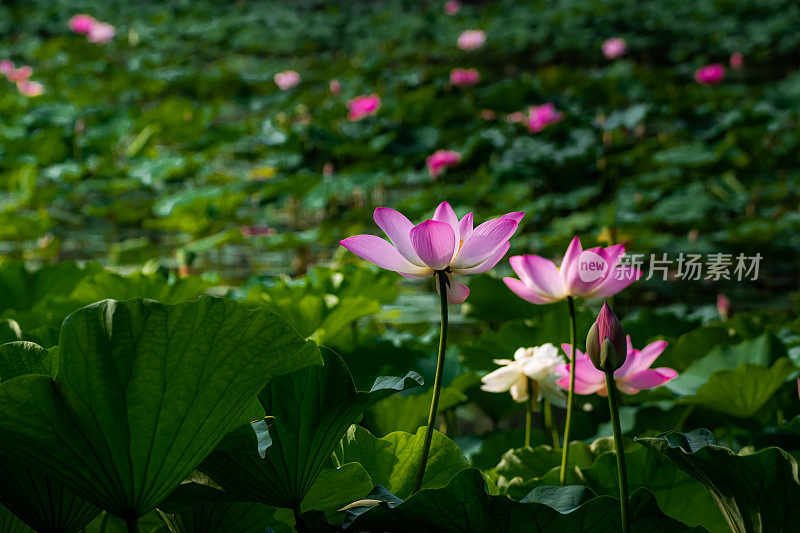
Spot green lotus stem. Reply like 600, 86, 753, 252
413, 270, 449, 494
524, 378, 537, 448
543, 399, 560, 450
605, 369, 629, 533
559, 296, 577, 485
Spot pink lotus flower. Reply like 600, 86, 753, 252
87, 22, 115, 44
556, 336, 678, 396
694, 63, 725, 86
717, 293, 731, 319
323, 162, 335, 176
480, 109, 495, 121
602, 38, 628, 59
7, 65, 32, 83
0, 59, 14, 77
426, 150, 461, 178
450, 68, 480, 87
457, 30, 486, 51
506, 111, 526, 123
503, 236, 641, 304
730, 51, 744, 69
444, 1, 461, 15
274, 70, 300, 90
16, 80, 44, 97
347, 94, 381, 121
69, 14, 96, 34
329, 79, 341, 94
340, 202, 524, 304
526, 103, 563, 133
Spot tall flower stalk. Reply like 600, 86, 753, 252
413, 270, 449, 492
605, 369, 629, 533
559, 296, 577, 484
340, 202, 524, 492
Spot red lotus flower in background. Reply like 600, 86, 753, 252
602, 38, 628, 59
87, 22, 115, 43
730, 52, 744, 69
426, 150, 461, 178
694, 63, 725, 85
329, 79, 341, 94
457, 30, 486, 51
444, 1, 461, 15
450, 68, 480, 87
7, 65, 32, 83
340, 202, 524, 303
526, 103, 563, 133
0, 59, 14, 77
17, 80, 44, 97
347, 94, 381, 121
274, 70, 300, 90
69, 14, 95, 34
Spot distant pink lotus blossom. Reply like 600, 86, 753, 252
506, 111, 526, 123
450, 68, 480, 87
340, 202, 524, 304
526, 103, 563, 133
694, 63, 725, 86
504, 236, 641, 304
69, 14, 95, 34
426, 150, 461, 178
457, 30, 486, 51
17, 80, 44, 97
323, 162, 335, 176
480, 109, 496, 120
444, 1, 461, 15
556, 337, 678, 396
87, 22, 115, 44
329, 79, 341, 94
602, 38, 628, 59
274, 70, 300, 90
730, 52, 744, 69
347, 94, 381, 121
717, 293, 731, 319
239, 226, 273, 237
0, 59, 14, 77
7, 66, 32, 83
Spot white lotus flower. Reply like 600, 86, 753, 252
480, 343, 566, 406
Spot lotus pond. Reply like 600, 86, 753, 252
1, 1, 799, 532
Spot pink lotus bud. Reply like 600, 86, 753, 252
526, 103, 563, 133
694, 63, 725, 86
450, 68, 480, 87
586, 303, 626, 372
69, 14, 96, 34
16, 80, 44, 97
0, 59, 14, 77
716, 294, 731, 320
87, 22, 115, 44
602, 37, 628, 59
426, 150, 461, 178
274, 70, 300, 90
457, 30, 486, 51
347, 94, 381, 121
444, 1, 461, 15
730, 51, 744, 69
329, 79, 341, 94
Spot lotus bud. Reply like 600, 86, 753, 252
586, 302, 626, 372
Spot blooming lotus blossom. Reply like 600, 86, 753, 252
481, 344, 567, 405
87, 22, 115, 44
602, 38, 628, 59
426, 150, 461, 178
7, 66, 32, 83
450, 68, 480, 87
504, 236, 641, 304
69, 14, 95, 34
347, 94, 380, 121
340, 202, 523, 304
694, 63, 725, 86
457, 30, 486, 51
274, 70, 300, 90
526, 103, 563, 133
16, 80, 44, 97
0, 59, 14, 77
730, 52, 744, 69
329, 79, 341, 94
556, 337, 677, 395
444, 1, 461, 15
